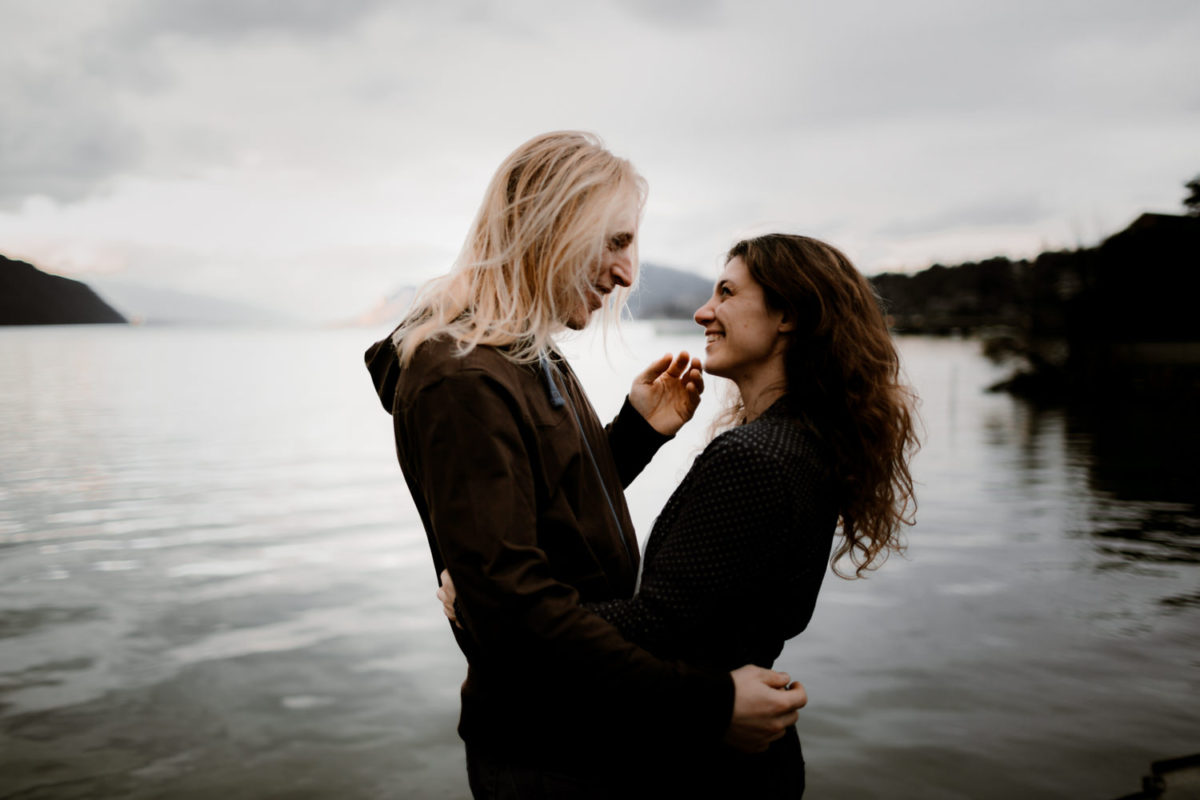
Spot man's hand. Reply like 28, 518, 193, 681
629, 351, 704, 436
437, 569, 462, 629
725, 665, 808, 753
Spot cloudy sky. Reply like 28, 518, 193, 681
2, 0, 1198, 321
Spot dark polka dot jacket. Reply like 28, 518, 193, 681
590, 398, 839, 672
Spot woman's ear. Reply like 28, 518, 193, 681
778, 314, 796, 333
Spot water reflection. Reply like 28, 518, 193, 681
0, 328, 1197, 800
999, 399, 1200, 574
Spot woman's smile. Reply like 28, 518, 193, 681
694, 257, 788, 382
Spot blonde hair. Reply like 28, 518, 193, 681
392, 131, 646, 365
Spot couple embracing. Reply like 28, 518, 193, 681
366, 131, 917, 798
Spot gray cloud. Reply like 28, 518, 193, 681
0, 0, 401, 208
0, 117, 143, 211
758, 0, 1200, 124
878, 196, 1046, 238
612, 0, 726, 27
116, 0, 393, 42
0, 53, 145, 209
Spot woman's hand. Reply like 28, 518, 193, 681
437, 569, 462, 629
629, 351, 704, 436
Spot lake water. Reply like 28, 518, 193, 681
1, 324, 1197, 799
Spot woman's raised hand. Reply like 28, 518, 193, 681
629, 352, 705, 436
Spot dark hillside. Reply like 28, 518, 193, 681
1, 255, 126, 325
628, 263, 712, 320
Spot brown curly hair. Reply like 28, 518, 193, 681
726, 234, 919, 577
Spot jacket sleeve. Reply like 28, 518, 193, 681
606, 396, 673, 488
400, 369, 733, 742
587, 434, 827, 657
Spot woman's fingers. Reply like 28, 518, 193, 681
665, 350, 691, 378
636, 353, 673, 384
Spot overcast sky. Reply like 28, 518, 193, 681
2, 0, 1198, 321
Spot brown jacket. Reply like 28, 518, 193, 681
366, 334, 733, 772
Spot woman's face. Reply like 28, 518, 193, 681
694, 256, 789, 381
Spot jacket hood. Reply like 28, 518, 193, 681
365, 330, 566, 416
364, 328, 403, 415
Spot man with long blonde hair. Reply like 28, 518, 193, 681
366, 131, 805, 796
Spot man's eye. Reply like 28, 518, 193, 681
608, 233, 632, 251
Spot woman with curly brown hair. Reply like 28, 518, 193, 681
706, 233, 919, 579
440, 232, 917, 796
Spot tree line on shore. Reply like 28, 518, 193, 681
869, 184, 1200, 402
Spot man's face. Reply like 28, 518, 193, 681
564, 209, 637, 330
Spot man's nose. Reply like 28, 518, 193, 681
610, 256, 633, 288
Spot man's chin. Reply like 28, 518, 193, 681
563, 306, 599, 331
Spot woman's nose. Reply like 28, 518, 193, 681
694, 298, 714, 325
